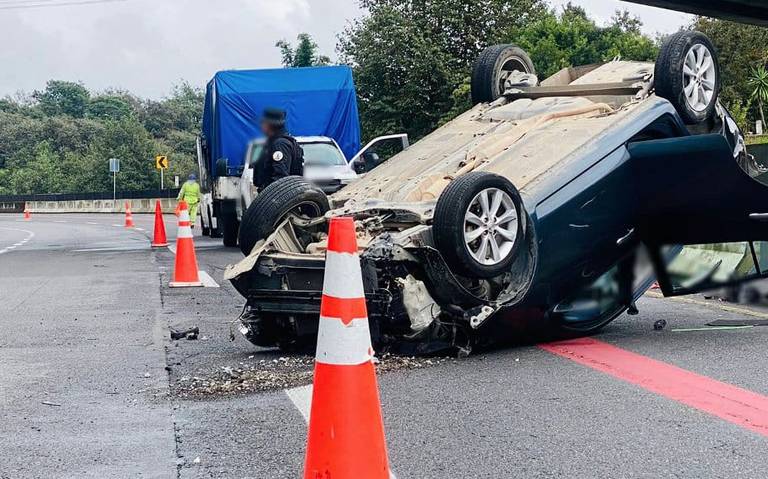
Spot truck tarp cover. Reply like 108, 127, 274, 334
202, 66, 361, 177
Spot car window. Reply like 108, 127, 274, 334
303, 143, 347, 167
665, 242, 760, 294
249, 144, 264, 166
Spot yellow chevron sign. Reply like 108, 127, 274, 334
155, 155, 169, 170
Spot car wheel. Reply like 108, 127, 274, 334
471, 44, 536, 104
433, 172, 525, 278
655, 31, 720, 124
238, 176, 330, 256
221, 213, 239, 247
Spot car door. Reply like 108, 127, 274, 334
627, 133, 768, 295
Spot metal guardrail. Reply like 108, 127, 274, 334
0, 189, 181, 203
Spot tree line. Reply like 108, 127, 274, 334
1, 1, 766, 195
0, 82, 201, 196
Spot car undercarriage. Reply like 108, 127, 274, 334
225, 31, 768, 355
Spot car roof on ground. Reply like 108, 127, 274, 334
623, 0, 768, 27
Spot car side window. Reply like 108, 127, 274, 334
628, 114, 686, 143
249, 145, 264, 167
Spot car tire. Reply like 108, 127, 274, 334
655, 31, 720, 124
433, 171, 525, 278
471, 44, 536, 104
238, 176, 330, 256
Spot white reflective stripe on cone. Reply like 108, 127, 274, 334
315, 316, 373, 366
178, 210, 190, 222
322, 251, 365, 299
177, 226, 193, 238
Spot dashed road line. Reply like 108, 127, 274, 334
285, 385, 313, 422
0, 227, 34, 255
198, 271, 220, 288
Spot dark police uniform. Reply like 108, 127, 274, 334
255, 130, 304, 190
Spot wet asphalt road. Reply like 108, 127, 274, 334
2, 213, 768, 478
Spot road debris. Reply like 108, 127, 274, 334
170, 353, 453, 399
41, 401, 61, 407
653, 319, 667, 331
170, 327, 199, 340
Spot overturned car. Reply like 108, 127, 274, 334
225, 31, 768, 354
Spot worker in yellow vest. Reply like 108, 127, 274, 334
177, 173, 202, 227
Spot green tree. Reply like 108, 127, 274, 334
339, 1, 657, 140
0, 80, 205, 195
694, 17, 768, 127
86, 96, 134, 121
33, 80, 91, 118
513, 5, 658, 79
749, 64, 768, 128
276, 33, 331, 67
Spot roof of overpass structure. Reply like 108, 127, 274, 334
623, 0, 768, 27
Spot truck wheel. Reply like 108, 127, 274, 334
221, 213, 239, 247
433, 172, 525, 278
471, 45, 535, 104
238, 176, 330, 256
655, 31, 720, 124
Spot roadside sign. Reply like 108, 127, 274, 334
155, 155, 169, 170
109, 158, 120, 173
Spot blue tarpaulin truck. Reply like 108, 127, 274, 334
197, 65, 407, 246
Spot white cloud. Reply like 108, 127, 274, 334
0, 0, 689, 100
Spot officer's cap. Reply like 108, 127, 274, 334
261, 107, 286, 128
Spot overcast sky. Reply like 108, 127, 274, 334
0, 0, 692, 99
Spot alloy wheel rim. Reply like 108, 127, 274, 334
682, 43, 716, 112
496, 57, 529, 96
464, 188, 518, 266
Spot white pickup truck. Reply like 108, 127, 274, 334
198, 134, 408, 246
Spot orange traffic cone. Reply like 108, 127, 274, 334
169, 201, 202, 288
124, 202, 135, 228
303, 217, 390, 479
151, 200, 169, 247
23, 204, 31, 221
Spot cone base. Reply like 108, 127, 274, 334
304, 361, 390, 479
151, 242, 169, 247
125, 225, 134, 228
169, 280, 203, 288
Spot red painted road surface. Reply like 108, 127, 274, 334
540, 337, 768, 438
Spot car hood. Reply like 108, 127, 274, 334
303, 165, 357, 181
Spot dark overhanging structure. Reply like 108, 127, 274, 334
623, 0, 768, 27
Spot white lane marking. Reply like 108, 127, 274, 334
87, 222, 99, 225
167, 244, 176, 254
284, 384, 398, 479
0, 228, 35, 256
54, 220, 66, 223
285, 385, 313, 423
73, 246, 150, 253
198, 271, 220, 288
112, 224, 122, 227
136, 227, 145, 231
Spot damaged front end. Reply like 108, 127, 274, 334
224, 200, 537, 355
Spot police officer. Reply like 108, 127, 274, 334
255, 107, 304, 190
